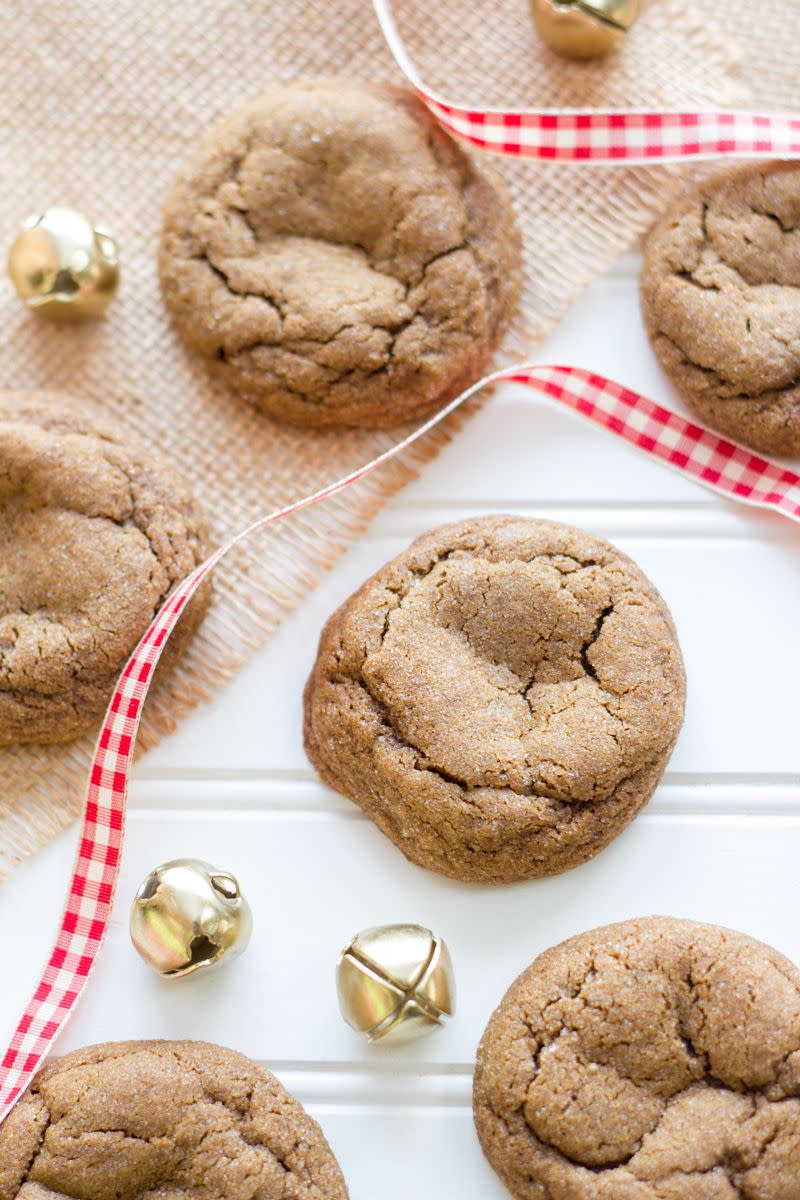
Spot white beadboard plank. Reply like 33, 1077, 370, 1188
395, 386, 720, 507
393, 273, 755, 508
273, 1065, 473, 1107
305, 1105, 505, 1200
141, 529, 800, 775
126, 777, 800, 815
1, 254, 798, 1200
3, 810, 798, 1064
371, 502, 790, 540
289, 1068, 507, 1200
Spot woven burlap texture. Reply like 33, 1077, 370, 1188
0, 0, 773, 875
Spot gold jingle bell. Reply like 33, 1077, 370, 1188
337, 924, 455, 1043
130, 858, 252, 979
531, 0, 640, 59
7, 206, 120, 321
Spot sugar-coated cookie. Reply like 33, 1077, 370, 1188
0, 1039, 348, 1198
641, 161, 800, 455
474, 916, 800, 1199
0, 393, 210, 746
159, 79, 522, 429
303, 516, 685, 882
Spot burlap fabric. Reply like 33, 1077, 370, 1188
0, 0, 782, 874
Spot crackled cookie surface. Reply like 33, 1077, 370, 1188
474, 917, 800, 1199
641, 161, 800, 455
303, 516, 685, 882
0, 393, 209, 746
159, 78, 522, 428
0, 1040, 348, 1199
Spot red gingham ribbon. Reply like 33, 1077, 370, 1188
2, 363, 800, 1123
374, 0, 800, 164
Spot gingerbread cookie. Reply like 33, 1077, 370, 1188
159, 78, 522, 429
641, 161, 800, 455
0, 1039, 348, 1198
0, 393, 210, 746
474, 916, 800, 1199
303, 516, 685, 882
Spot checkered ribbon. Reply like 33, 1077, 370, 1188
374, 0, 800, 164
2, 362, 800, 1123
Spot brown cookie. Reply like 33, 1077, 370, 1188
0, 1039, 349, 1199
474, 916, 800, 1199
303, 516, 685, 883
641, 161, 800, 455
0, 392, 210, 747
159, 78, 522, 429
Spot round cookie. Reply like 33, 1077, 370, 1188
0, 393, 210, 747
303, 516, 685, 883
0, 1039, 349, 1199
474, 916, 800, 1199
641, 161, 800, 455
159, 78, 522, 429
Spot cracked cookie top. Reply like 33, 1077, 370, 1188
303, 516, 685, 883
641, 161, 800, 455
158, 78, 522, 429
0, 1040, 349, 1199
474, 916, 800, 1199
0, 393, 210, 747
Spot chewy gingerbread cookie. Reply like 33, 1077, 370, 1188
159, 78, 522, 429
641, 161, 800, 455
0, 393, 210, 746
474, 916, 800, 1199
304, 516, 685, 883
0, 1039, 348, 1199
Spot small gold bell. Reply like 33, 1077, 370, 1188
7, 206, 120, 321
336, 924, 455, 1042
130, 858, 252, 978
531, 0, 640, 59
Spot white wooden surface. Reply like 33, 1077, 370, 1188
2, 253, 799, 1196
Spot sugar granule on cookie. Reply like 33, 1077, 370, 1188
303, 515, 686, 882
474, 916, 800, 1199
159, 78, 522, 429
0, 392, 210, 747
641, 160, 800, 456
